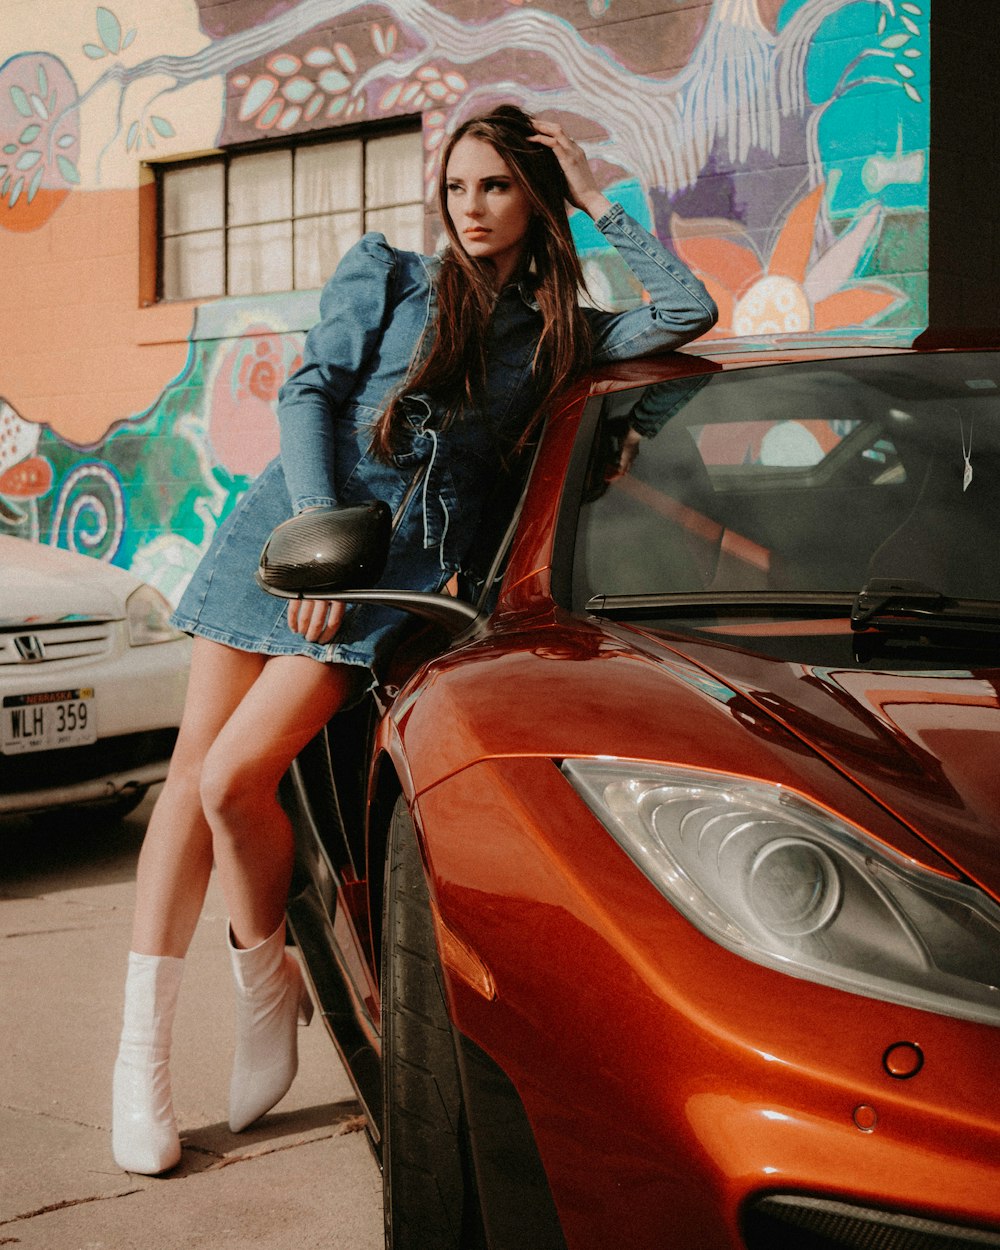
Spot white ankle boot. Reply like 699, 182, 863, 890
227, 920, 313, 1133
111, 952, 185, 1174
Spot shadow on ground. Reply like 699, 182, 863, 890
0, 788, 155, 894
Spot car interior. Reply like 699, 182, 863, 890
572, 354, 1000, 607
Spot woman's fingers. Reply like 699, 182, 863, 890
529, 119, 586, 173
287, 598, 346, 644
529, 119, 610, 218
606, 428, 642, 482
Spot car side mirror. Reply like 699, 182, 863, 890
256, 501, 392, 595
255, 502, 480, 638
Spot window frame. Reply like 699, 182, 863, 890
149, 117, 425, 304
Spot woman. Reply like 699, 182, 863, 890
111, 105, 716, 1174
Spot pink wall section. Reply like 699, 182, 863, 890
2, 186, 192, 444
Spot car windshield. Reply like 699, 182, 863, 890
571, 351, 1000, 619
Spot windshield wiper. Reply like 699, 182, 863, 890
585, 591, 851, 617
851, 578, 1000, 633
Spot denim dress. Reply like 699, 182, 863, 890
171, 201, 717, 679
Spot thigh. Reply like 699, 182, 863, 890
170, 636, 268, 771
206, 655, 362, 794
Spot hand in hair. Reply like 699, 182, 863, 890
529, 119, 612, 220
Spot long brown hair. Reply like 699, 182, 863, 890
374, 104, 592, 458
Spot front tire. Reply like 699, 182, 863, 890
380, 795, 483, 1249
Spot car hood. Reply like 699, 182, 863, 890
0, 536, 133, 624
663, 631, 1000, 901
400, 617, 1000, 900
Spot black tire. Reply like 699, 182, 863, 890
381, 795, 483, 1250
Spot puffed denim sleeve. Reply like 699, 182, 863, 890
277, 233, 396, 512
586, 201, 717, 361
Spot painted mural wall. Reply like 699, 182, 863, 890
1, 0, 928, 599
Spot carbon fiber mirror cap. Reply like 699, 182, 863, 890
257, 500, 392, 594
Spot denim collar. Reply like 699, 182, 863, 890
516, 279, 540, 311
498, 276, 540, 312
428, 249, 539, 311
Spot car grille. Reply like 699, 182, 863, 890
744, 1195, 1000, 1249
0, 621, 115, 666
0, 728, 178, 793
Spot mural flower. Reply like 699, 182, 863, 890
238, 337, 284, 403
0, 400, 52, 524
672, 185, 902, 337
208, 330, 302, 478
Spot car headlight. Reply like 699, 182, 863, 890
562, 760, 1000, 1028
126, 585, 182, 646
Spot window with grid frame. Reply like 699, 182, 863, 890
156, 125, 425, 301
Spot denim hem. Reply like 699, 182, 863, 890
171, 613, 372, 670
169, 617, 378, 709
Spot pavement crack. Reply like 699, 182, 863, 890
337, 1113, 366, 1135
205, 1115, 366, 1171
182, 1142, 226, 1161
3, 925, 110, 939
2, 1101, 107, 1132
0, 1187, 144, 1229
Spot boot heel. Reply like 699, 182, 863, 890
298, 979, 314, 1027
288, 952, 313, 1025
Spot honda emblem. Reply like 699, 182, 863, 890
14, 634, 45, 663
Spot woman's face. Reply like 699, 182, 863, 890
445, 135, 534, 287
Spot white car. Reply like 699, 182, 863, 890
0, 537, 190, 820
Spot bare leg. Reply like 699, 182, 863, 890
114, 640, 268, 1173
115, 643, 357, 1167
199, 654, 360, 950
130, 637, 265, 957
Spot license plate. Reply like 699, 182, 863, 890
1, 688, 97, 754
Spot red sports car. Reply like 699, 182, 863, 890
266, 333, 1000, 1250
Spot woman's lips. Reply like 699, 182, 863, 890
464, 227, 490, 237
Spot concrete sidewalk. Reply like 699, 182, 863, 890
0, 792, 384, 1249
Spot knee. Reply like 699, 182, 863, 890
161, 748, 208, 811
199, 748, 274, 832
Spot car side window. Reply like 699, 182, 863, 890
570, 354, 1000, 604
